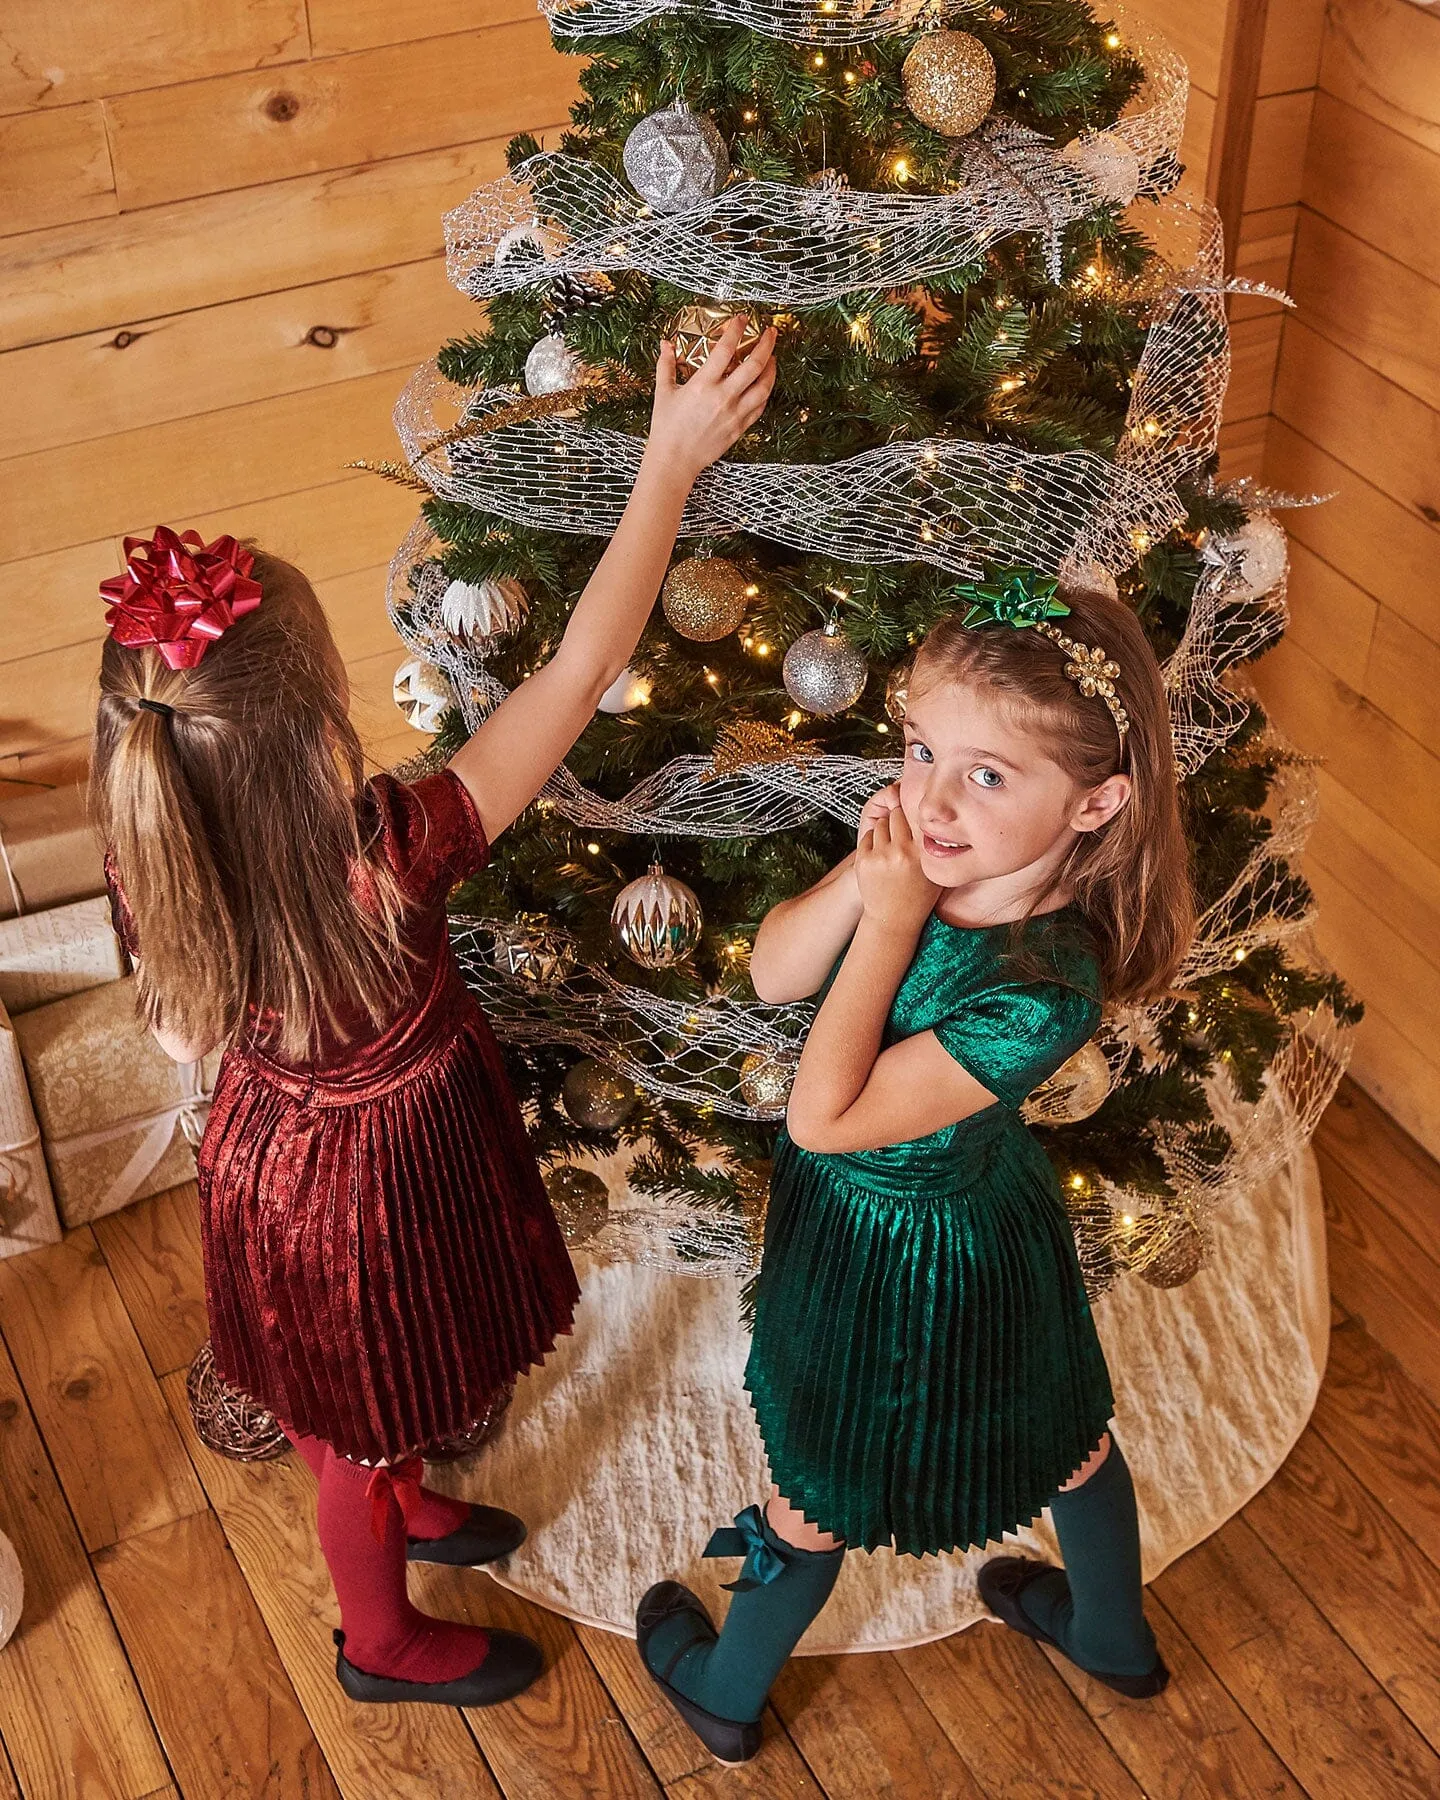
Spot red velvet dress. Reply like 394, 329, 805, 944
110, 770, 579, 1464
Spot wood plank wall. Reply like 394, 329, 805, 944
0, 0, 582, 794
1249, 0, 1440, 1155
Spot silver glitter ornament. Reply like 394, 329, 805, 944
562, 1058, 640, 1130
1060, 131, 1142, 206
610, 862, 703, 968
543, 1164, 610, 1247
525, 332, 583, 397
738, 1050, 796, 1118
901, 31, 996, 138
782, 620, 868, 715
393, 656, 454, 731
1023, 1041, 1111, 1124
441, 575, 529, 641
489, 914, 577, 986
623, 101, 730, 213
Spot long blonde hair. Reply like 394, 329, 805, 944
911, 584, 1194, 1003
90, 548, 408, 1060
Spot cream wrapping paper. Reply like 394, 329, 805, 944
15, 976, 220, 1228
0, 895, 128, 1015
0, 995, 63, 1260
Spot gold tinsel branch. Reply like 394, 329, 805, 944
705, 719, 822, 780
345, 458, 433, 494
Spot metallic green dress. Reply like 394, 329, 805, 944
745, 908, 1114, 1557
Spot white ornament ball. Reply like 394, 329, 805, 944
598, 666, 654, 713
525, 333, 582, 397
782, 623, 868, 716
623, 101, 730, 213
610, 863, 703, 969
1060, 132, 1142, 207
441, 576, 529, 641
1206, 516, 1289, 600
393, 656, 454, 732
1059, 555, 1120, 602
0, 1530, 21, 1650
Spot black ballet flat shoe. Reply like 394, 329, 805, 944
405, 1504, 527, 1567
636, 1581, 763, 1765
977, 1557, 1171, 1700
333, 1627, 543, 1708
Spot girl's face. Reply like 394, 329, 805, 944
898, 674, 1128, 902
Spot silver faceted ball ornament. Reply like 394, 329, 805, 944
1060, 131, 1142, 206
489, 913, 577, 987
525, 332, 582, 397
441, 575, 528, 642
624, 101, 730, 213
901, 31, 997, 138
543, 1164, 610, 1247
783, 621, 868, 716
393, 656, 454, 732
562, 1058, 640, 1130
611, 862, 703, 969
738, 1050, 797, 1118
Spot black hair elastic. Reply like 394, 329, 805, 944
137, 697, 176, 718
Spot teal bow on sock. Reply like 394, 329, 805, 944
704, 1504, 787, 1591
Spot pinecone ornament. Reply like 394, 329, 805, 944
541, 270, 614, 337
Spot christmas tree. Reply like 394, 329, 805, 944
376, 0, 1359, 1294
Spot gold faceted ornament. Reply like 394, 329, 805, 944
662, 556, 752, 642
901, 31, 997, 138
610, 862, 703, 968
738, 1050, 797, 1118
561, 1057, 640, 1130
1121, 1210, 1208, 1289
884, 656, 915, 722
672, 305, 763, 375
489, 913, 577, 986
543, 1164, 610, 1247
1024, 1040, 1111, 1124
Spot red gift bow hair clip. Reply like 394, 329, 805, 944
100, 526, 262, 670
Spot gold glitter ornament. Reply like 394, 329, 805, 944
1024, 1040, 1111, 1124
561, 1058, 639, 1130
662, 556, 751, 642
543, 1164, 610, 1247
782, 620, 868, 716
672, 305, 762, 375
901, 31, 997, 138
738, 1050, 797, 1118
1120, 1211, 1207, 1289
610, 862, 703, 968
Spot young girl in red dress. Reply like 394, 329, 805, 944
92, 319, 775, 1709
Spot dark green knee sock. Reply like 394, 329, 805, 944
647, 1504, 845, 1724
1019, 1438, 1157, 1678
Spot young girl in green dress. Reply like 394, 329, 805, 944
637, 573, 1194, 1762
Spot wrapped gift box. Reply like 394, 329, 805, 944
0, 996, 63, 1260
0, 895, 128, 1015
0, 785, 106, 921
15, 975, 221, 1229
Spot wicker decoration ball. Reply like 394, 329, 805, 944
441, 575, 528, 642
524, 332, 582, 397
1207, 516, 1289, 601
738, 1050, 797, 1118
783, 623, 868, 716
671, 304, 763, 376
543, 1164, 610, 1247
1024, 1041, 1111, 1124
186, 1341, 288, 1461
393, 656, 454, 732
1060, 131, 1142, 206
1122, 1211, 1208, 1289
489, 913, 577, 987
662, 557, 751, 642
610, 863, 703, 968
562, 1058, 639, 1130
901, 31, 997, 138
623, 101, 730, 212
0, 1530, 21, 1651
597, 665, 654, 713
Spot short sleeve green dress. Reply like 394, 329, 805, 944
745, 906, 1114, 1557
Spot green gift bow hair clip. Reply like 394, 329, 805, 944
955, 564, 1070, 630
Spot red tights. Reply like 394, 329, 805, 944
285, 1430, 489, 1683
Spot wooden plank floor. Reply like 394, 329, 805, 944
1, 1075, 1438, 1799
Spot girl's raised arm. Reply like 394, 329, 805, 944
448, 319, 776, 843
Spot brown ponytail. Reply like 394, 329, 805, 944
911, 583, 1194, 1003
91, 548, 409, 1060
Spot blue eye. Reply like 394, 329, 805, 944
908, 741, 934, 764
971, 766, 1004, 789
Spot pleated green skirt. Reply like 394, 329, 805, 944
745, 1114, 1114, 1556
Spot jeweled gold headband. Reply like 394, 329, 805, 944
953, 563, 1130, 747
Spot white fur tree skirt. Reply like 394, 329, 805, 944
456, 1148, 1326, 1653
